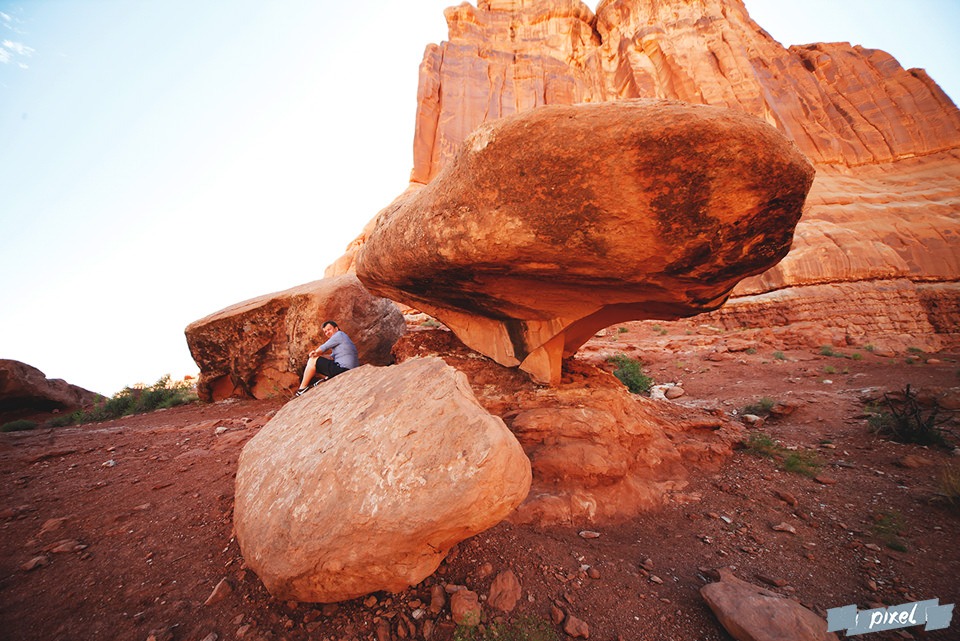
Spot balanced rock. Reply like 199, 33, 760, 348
701, 568, 838, 641
233, 357, 531, 603
392, 0, 960, 362
185, 274, 405, 401
0, 359, 101, 415
357, 100, 813, 384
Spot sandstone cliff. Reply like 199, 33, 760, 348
413, 0, 960, 181
398, 0, 960, 350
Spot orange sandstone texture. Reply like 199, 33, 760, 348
383, 0, 960, 354
412, 0, 960, 182
357, 100, 814, 384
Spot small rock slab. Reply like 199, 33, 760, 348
701, 568, 838, 641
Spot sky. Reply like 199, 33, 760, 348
1, 1, 958, 397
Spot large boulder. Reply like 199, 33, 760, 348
185, 274, 405, 401
394, 329, 744, 525
701, 568, 839, 641
357, 100, 814, 384
233, 356, 531, 603
396, 0, 960, 353
0, 359, 101, 416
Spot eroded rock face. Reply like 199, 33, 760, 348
701, 568, 839, 641
413, 0, 960, 182
185, 274, 405, 401
358, 100, 814, 384
0, 360, 101, 415
393, 329, 744, 525
389, 0, 960, 352
233, 357, 531, 603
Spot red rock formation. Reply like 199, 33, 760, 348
413, 0, 960, 180
392, 329, 744, 525
185, 274, 405, 401
358, 100, 814, 384
234, 357, 530, 602
396, 0, 960, 351
0, 360, 101, 417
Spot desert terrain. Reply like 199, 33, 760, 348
2, 319, 958, 641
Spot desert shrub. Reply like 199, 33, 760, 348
72, 375, 197, 425
44, 415, 74, 428
819, 345, 837, 357
867, 385, 950, 448
1, 419, 38, 432
823, 365, 837, 375
744, 433, 780, 458
617, 326, 628, 334
782, 450, 822, 477
744, 433, 824, 477
742, 397, 776, 417
939, 465, 960, 511
607, 354, 653, 394
871, 510, 908, 552
851, 352, 863, 361
454, 614, 558, 641
772, 351, 786, 361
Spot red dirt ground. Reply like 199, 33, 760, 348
2, 320, 958, 641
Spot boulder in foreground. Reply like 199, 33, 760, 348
701, 568, 839, 641
357, 100, 814, 385
233, 357, 531, 603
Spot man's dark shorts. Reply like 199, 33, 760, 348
315, 358, 350, 379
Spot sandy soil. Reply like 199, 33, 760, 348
1, 321, 958, 641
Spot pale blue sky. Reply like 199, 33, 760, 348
1, 1, 957, 396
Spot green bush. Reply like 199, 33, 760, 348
867, 385, 950, 448
939, 465, 960, 512
782, 450, 822, 477
44, 415, 74, 428
744, 433, 780, 458
1, 419, 38, 432
742, 397, 776, 417
72, 375, 197, 425
772, 351, 786, 361
871, 510, 908, 552
454, 614, 558, 641
744, 433, 823, 477
607, 354, 653, 394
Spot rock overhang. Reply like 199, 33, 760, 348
357, 99, 814, 384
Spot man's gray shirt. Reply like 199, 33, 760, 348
318, 330, 359, 369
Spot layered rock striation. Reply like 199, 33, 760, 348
413, 0, 960, 181
395, 0, 960, 351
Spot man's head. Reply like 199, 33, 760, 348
321, 320, 339, 338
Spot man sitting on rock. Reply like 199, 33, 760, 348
295, 320, 359, 396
